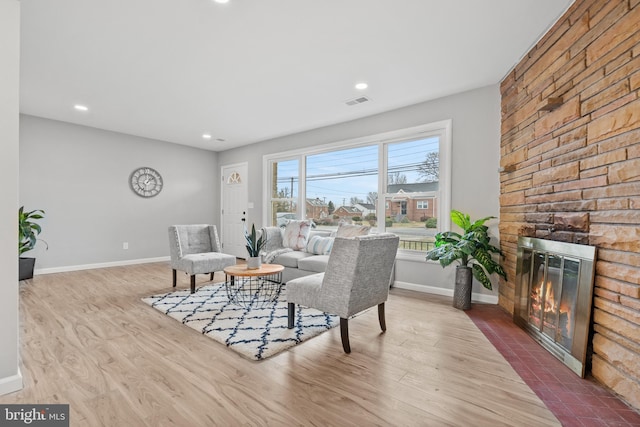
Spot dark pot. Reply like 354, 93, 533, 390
453, 265, 472, 310
19, 257, 36, 281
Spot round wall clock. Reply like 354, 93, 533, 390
130, 167, 163, 197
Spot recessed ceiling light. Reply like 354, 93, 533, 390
73, 104, 89, 111
202, 134, 212, 140
355, 82, 368, 90
213, 0, 229, 3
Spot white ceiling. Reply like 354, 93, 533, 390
19, 0, 574, 151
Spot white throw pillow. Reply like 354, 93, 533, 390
282, 220, 312, 250
305, 235, 334, 255
335, 223, 370, 238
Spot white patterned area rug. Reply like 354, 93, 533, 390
142, 283, 339, 360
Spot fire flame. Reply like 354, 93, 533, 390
544, 281, 556, 312
530, 279, 572, 339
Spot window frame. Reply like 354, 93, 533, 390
263, 120, 452, 255
267, 156, 301, 227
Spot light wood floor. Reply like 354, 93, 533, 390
1, 262, 560, 426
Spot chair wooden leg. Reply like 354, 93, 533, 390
172, 269, 177, 287
190, 275, 196, 294
287, 303, 295, 329
340, 318, 351, 354
378, 302, 386, 332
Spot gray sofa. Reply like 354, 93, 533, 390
260, 226, 333, 283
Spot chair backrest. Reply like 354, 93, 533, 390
319, 233, 399, 318
168, 225, 222, 259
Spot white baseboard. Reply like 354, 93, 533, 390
34, 256, 170, 275
0, 369, 23, 396
393, 281, 499, 304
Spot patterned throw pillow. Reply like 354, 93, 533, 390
335, 223, 370, 238
282, 220, 312, 250
305, 235, 334, 255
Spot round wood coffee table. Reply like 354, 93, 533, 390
223, 264, 284, 308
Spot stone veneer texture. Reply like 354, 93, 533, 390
499, 0, 640, 410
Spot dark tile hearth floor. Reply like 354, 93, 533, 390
466, 304, 640, 427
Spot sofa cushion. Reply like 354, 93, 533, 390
282, 220, 312, 250
305, 235, 334, 255
308, 229, 332, 239
272, 250, 315, 268
297, 255, 330, 273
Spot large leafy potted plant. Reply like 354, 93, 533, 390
245, 223, 267, 269
425, 210, 506, 310
19, 206, 48, 280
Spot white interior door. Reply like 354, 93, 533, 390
221, 163, 248, 259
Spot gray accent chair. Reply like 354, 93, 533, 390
286, 233, 399, 353
168, 225, 236, 293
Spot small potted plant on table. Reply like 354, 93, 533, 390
425, 210, 506, 310
245, 223, 267, 269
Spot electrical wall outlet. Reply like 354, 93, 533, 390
123, 242, 129, 250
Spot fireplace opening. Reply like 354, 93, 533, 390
515, 237, 596, 377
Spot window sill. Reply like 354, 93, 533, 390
395, 250, 429, 263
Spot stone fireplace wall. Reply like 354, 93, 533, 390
499, 0, 640, 409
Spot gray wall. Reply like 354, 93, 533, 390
19, 115, 219, 270
218, 84, 502, 299
0, 0, 22, 395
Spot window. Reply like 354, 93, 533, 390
264, 120, 452, 253
268, 159, 299, 226
384, 134, 443, 252
305, 145, 378, 231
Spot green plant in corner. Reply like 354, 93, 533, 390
425, 210, 506, 290
19, 206, 48, 255
244, 223, 266, 257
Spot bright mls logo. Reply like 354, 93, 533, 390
0, 405, 69, 426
